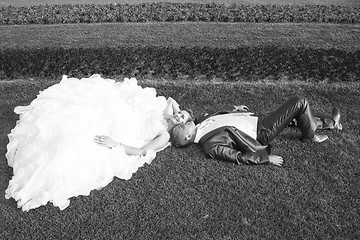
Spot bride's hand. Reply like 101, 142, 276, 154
94, 135, 119, 149
167, 97, 180, 109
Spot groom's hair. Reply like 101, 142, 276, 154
170, 125, 192, 148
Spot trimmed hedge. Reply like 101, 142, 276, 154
1, 3, 360, 25
1, 47, 359, 82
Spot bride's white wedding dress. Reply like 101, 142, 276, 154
5, 74, 168, 211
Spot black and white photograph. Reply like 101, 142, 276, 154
1, 0, 359, 239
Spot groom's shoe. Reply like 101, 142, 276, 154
311, 134, 329, 143
332, 107, 343, 130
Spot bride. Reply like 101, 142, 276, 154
5, 74, 193, 211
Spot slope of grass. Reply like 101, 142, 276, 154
1, 78, 359, 239
1, 22, 359, 82
2, 22, 360, 50
2, 46, 359, 82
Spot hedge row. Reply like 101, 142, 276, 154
1, 47, 359, 82
1, 3, 360, 25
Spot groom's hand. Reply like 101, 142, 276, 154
269, 155, 284, 166
233, 105, 249, 112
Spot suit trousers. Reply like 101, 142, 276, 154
256, 96, 317, 145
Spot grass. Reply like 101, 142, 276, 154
1, 0, 360, 239
1, 78, 360, 239
1, 22, 359, 82
1, 0, 360, 7
2, 22, 360, 51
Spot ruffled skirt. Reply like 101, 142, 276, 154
5, 74, 168, 211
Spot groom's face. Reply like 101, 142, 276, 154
171, 121, 196, 147
178, 121, 196, 135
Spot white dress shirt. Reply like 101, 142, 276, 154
194, 112, 258, 143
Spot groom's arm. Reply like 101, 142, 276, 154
206, 144, 270, 165
201, 132, 270, 165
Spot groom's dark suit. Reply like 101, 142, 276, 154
195, 111, 271, 165
194, 96, 334, 165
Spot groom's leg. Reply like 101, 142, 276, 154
257, 96, 318, 145
289, 108, 342, 130
313, 115, 337, 130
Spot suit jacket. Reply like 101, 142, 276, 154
196, 111, 270, 165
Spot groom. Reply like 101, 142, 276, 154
170, 96, 341, 166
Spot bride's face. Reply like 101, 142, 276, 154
171, 110, 192, 125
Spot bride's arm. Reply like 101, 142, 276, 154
163, 97, 181, 116
94, 135, 143, 155
140, 129, 170, 153
94, 131, 170, 156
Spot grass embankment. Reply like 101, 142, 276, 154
1, 3, 359, 82
1, 22, 360, 81
2, 22, 360, 50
